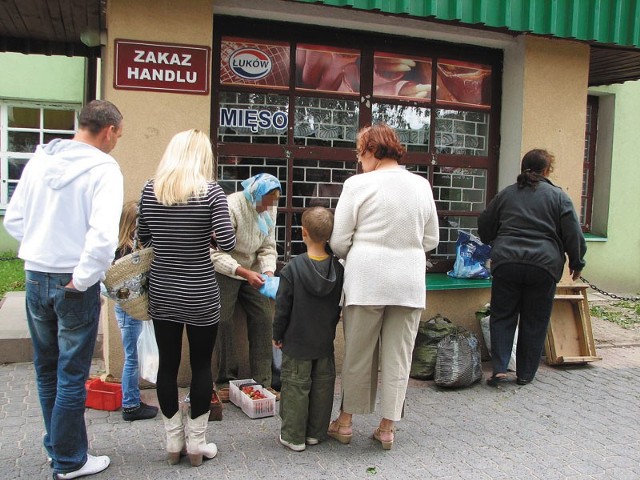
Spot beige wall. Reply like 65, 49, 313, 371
521, 36, 589, 207
104, 0, 214, 202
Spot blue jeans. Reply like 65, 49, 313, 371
115, 304, 142, 409
25, 271, 100, 475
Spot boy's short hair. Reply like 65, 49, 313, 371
302, 206, 334, 243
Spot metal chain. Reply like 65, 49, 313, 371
580, 276, 640, 302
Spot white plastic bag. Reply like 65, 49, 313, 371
137, 321, 159, 383
480, 315, 517, 372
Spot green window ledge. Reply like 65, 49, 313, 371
426, 273, 492, 291
584, 233, 607, 242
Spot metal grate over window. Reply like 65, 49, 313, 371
213, 18, 501, 269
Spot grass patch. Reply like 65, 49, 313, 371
590, 302, 640, 329
0, 251, 24, 299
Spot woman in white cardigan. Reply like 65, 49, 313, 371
328, 123, 439, 450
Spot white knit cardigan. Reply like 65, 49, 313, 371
210, 191, 277, 279
329, 168, 439, 309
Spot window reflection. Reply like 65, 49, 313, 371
435, 109, 489, 156
372, 104, 430, 152
8, 107, 39, 128
44, 109, 76, 130
294, 97, 359, 148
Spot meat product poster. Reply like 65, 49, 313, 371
220, 37, 491, 107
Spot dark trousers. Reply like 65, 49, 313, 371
279, 353, 336, 444
153, 320, 218, 418
489, 263, 557, 381
214, 272, 273, 388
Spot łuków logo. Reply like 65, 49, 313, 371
229, 48, 272, 80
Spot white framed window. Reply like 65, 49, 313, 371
1, 102, 80, 209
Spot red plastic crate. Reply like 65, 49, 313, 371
85, 378, 122, 411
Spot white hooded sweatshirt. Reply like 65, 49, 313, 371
3, 138, 123, 291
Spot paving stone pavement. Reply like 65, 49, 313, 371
0, 346, 638, 479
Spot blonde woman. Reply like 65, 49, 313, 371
138, 129, 236, 467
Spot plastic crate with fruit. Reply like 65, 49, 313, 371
229, 379, 256, 407
229, 379, 276, 419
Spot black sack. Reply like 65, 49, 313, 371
434, 329, 483, 388
410, 314, 458, 380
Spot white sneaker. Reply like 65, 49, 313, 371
305, 437, 319, 445
279, 436, 305, 452
56, 454, 110, 479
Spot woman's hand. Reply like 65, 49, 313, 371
236, 266, 266, 289
272, 339, 282, 349
570, 269, 582, 281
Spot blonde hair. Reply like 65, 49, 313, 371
117, 201, 138, 252
153, 129, 215, 205
302, 206, 334, 243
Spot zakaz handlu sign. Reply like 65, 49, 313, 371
114, 39, 210, 95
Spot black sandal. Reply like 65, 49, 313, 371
516, 377, 532, 385
486, 374, 510, 387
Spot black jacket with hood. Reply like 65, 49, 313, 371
273, 253, 344, 360
478, 177, 586, 282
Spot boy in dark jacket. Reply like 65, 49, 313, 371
273, 206, 344, 452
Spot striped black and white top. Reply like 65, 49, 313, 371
138, 181, 236, 326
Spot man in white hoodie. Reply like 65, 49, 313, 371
3, 100, 124, 480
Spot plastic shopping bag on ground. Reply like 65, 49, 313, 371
479, 310, 517, 371
137, 320, 159, 383
410, 314, 458, 380
447, 230, 491, 279
434, 329, 483, 388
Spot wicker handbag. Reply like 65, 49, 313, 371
103, 189, 153, 320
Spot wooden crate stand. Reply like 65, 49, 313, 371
544, 284, 601, 365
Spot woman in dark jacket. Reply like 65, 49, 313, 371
478, 149, 586, 387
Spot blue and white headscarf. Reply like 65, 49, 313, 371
241, 173, 282, 236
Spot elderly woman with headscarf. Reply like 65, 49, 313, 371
211, 173, 282, 402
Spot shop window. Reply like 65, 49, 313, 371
1, 102, 78, 209
436, 60, 492, 107
294, 97, 359, 147
581, 96, 597, 231
435, 109, 489, 156
581, 93, 613, 238
371, 104, 430, 152
296, 44, 360, 94
220, 38, 290, 89
373, 53, 432, 101
213, 18, 501, 268
218, 92, 288, 144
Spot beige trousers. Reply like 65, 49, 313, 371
340, 304, 422, 421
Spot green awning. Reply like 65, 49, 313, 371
290, 0, 640, 48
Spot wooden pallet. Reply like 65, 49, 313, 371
544, 284, 601, 365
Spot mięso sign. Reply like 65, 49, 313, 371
114, 39, 210, 95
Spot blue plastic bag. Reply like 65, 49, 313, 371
447, 231, 491, 279
258, 275, 280, 299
